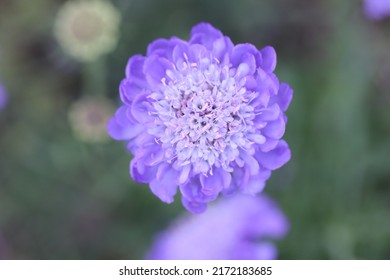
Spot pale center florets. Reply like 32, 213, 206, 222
153, 58, 259, 174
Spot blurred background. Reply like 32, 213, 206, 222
0, 0, 390, 259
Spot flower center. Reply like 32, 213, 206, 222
153, 59, 258, 174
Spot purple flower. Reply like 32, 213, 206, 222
108, 22, 293, 213
0, 84, 7, 110
363, 0, 390, 20
147, 194, 289, 260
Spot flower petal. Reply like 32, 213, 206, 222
259, 138, 279, 152
253, 242, 278, 260
255, 103, 281, 122
240, 152, 260, 176
177, 164, 191, 185
119, 79, 142, 105
130, 158, 158, 184
188, 44, 209, 63
146, 38, 175, 58
231, 43, 259, 67
262, 116, 285, 139
190, 22, 223, 50
181, 196, 207, 214
255, 140, 291, 170
125, 55, 149, 87
199, 168, 231, 196
149, 165, 179, 204
273, 83, 293, 112
142, 146, 164, 166
180, 177, 218, 203
232, 166, 251, 188
144, 55, 174, 86
212, 36, 234, 62
260, 46, 277, 72
107, 107, 143, 140
130, 93, 153, 123
240, 169, 271, 195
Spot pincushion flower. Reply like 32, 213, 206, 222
0, 83, 7, 110
54, 0, 121, 62
147, 194, 289, 260
363, 0, 390, 20
69, 97, 115, 143
108, 22, 293, 213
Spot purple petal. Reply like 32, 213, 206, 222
119, 79, 142, 106
240, 169, 271, 195
130, 158, 158, 184
181, 197, 207, 214
130, 93, 153, 123
107, 107, 143, 140
177, 164, 191, 185
273, 83, 293, 112
127, 131, 156, 154
0, 85, 8, 110
259, 138, 279, 152
144, 55, 174, 86
255, 140, 291, 170
262, 116, 285, 139
260, 46, 277, 72
256, 68, 279, 98
253, 242, 278, 260
180, 177, 218, 203
363, 0, 390, 20
212, 36, 234, 62
250, 196, 290, 238
190, 22, 223, 50
240, 152, 260, 176
172, 43, 190, 64
125, 55, 149, 88
250, 88, 271, 109
199, 168, 231, 196
188, 44, 209, 63
149, 164, 179, 203
146, 38, 175, 58
247, 133, 266, 145
255, 103, 281, 122
142, 146, 164, 166
231, 43, 259, 67
232, 166, 251, 188
235, 53, 257, 79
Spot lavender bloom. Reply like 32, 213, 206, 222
0, 83, 7, 110
147, 194, 289, 260
108, 22, 293, 213
363, 0, 390, 20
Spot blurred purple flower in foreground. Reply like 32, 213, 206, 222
108, 22, 293, 213
147, 194, 289, 260
363, 0, 390, 20
0, 83, 7, 110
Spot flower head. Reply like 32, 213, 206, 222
69, 97, 115, 143
147, 194, 289, 260
0, 83, 7, 110
108, 22, 293, 213
54, 0, 121, 62
363, 0, 390, 20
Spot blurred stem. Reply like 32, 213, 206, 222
83, 57, 107, 97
